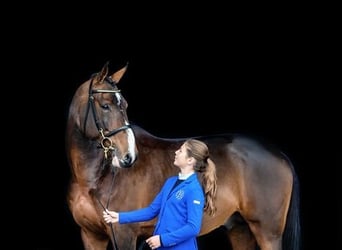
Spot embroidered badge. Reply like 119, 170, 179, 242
175, 190, 184, 200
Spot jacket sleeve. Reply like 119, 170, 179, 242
117, 177, 175, 224
118, 190, 163, 224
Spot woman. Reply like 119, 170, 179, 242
103, 139, 217, 249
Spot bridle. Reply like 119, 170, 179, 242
84, 74, 131, 159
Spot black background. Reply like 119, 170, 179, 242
9, 6, 338, 250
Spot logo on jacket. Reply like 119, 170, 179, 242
175, 190, 184, 200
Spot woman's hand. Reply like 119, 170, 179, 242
146, 235, 161, 249
103, 209, 119, 224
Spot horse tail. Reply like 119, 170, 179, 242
282, 153, 301, 250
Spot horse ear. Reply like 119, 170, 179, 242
95, 61, 110, 84
111, 62, 128, 83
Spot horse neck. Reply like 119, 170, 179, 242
67, 128, 107, 189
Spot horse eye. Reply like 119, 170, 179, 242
102, 104, 110, 110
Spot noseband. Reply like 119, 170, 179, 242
84, 75, 131, 159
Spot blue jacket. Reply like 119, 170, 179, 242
119, 174, 205, 249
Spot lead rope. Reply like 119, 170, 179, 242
96, 165, 119, 250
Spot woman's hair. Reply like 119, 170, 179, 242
185, 139, 217, 216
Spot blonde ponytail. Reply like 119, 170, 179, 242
185, 139, 217, 216
198, 158, 217, 216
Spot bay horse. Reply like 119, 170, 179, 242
66, 62, 301, 250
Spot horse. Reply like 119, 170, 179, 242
66, 62, 301, 250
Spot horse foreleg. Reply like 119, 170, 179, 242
80, 228, 109, 250
68, 186, 110, 250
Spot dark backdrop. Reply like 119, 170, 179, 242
11, 8, 338, 250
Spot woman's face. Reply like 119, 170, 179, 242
174, 143, 189, 168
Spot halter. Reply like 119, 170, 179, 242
84, 75, 131, 159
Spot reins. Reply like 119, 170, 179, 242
96, 165, 119, 250
97, 164, 146, 250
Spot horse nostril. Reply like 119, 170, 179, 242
120, 154, 134, 168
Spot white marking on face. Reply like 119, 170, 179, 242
126, 125, 137, 162
115, 93, 121, 106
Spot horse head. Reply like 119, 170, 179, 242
67, 62, 138, 169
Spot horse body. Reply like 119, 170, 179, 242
107, 125, 296, 250
66, 63, 300, 250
